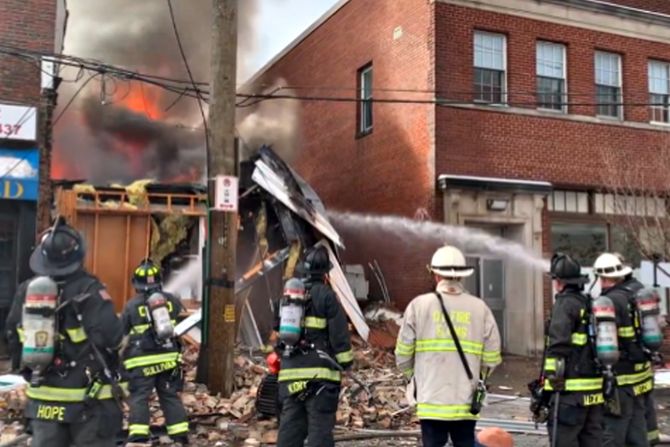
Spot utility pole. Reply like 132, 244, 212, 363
203, 0, 238, 397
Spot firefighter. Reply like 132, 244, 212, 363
395, 245, 502, 447
122, 259, 189, 445
616, 254, 661, 446
543, 253, 604, 447
5, 218, 125, 447
594, 253, 653, 447
275, 246, 353, 447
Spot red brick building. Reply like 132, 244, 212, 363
0, 0, 66, 319
245, 0, 670, 355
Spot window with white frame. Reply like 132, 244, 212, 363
548, 190, 589, 213
593, 193, 667, 217
649, 60, 670, 123
537, 41, 567, 111
358, 64, 373, 134
595, 51, 622, 118
473, 31, 506, 104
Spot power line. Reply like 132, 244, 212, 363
6, 44, 670, 117
52, 73, 100, 125
166, 0, 210, 156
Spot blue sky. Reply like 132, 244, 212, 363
250, 0, 339, 74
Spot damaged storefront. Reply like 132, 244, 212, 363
55, 146, 367, 350
0, 103, 40, 337
438, 174, 551, 356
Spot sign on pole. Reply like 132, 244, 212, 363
213, 175, 238, 212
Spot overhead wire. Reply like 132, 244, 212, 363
166, 0, 210, 157
3, 44, 670, 121
52, 73, 100, 125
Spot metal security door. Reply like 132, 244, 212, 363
481, 258, 505, 346
464, 256, 506, 349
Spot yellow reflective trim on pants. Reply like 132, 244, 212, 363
335, 350, 354, 364
544, 377, 603, 392
167, 421, 189, 435
571, 333, 587, 345
618, 326, 636, 338
27, 382, 128, 402
304, 317, 327, 329
482, 351, 502, 364
278, 367, 341, 382
415, 339, 483, 356
395, 341, 415, 356
402, 368, 414, 378
617, 369, 653, 387
633, 379, 654, 396
65, 327, 88, 343
17, 328, 25, 343
649, 430, 660, 441
124, 352, 181, 370
129, 424, 150, 436
583, 392, 604, 406
416, 403, 479, 421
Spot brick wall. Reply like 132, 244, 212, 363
251, 0, 670, 312
435, 3, 670, 191
0, 0, 57, 105
251, 0, 436, 308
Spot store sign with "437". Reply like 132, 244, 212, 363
0, 103, 37, 141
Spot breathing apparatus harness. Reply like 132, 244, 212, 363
622, 283, 664, 365
23, 276, 126, 409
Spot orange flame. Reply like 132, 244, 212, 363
118, 82, 163, 120
51, 81, 201, 183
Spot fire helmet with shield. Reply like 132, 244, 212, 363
593, 252, 632, 279
30, 218, 86, 277
133, 259, 163, 293
549, 253, 588, 285
302, 246, 333, 276
429, 245, 474, 278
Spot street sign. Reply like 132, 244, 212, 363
213, 175, 238, 212
0, 103, 37, 141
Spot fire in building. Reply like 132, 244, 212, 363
242, 0, 670, 356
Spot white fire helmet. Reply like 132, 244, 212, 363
593, 252, 633, 278
430, 245, 474, 278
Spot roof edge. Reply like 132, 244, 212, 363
240, 0, 351, 90
438, 174, 553, 193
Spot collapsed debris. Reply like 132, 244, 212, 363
0, 334, 416, 446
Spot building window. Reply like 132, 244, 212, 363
551, 223, 607, 266
649, 60, 670, 123
548, 190, 589, 213
358, 64, 373, 134
473, 31, 506, 104
536, 41, 567, 112
593, 193, 667, 217
595, 51, 622, 119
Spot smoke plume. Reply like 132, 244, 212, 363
54, 0, 300, 183
237, 79, 302, 163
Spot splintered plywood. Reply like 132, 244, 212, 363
77, 213, 150, 312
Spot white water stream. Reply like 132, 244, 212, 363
163, 211, 551, 300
